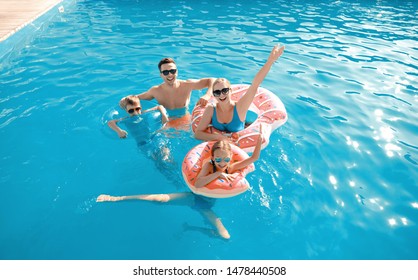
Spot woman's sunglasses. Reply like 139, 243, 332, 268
214, 157, 231, 163
161, 69, 177, 76
128, 107, 141, 114
213, 87, 230, 97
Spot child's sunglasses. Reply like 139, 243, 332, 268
214, 157, 231, 163
128, 107, 141, 114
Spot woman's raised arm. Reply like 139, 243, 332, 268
236, 45, 285, 120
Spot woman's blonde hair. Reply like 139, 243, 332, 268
213, 78, 231, 89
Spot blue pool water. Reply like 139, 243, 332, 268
0, 0, 417, 260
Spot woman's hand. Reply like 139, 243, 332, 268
269, 44, 285, 62
197, 96, 210, 106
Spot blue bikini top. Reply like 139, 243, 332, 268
211, 105, 245, 133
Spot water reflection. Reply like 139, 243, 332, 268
388, 217, 409, 227
371, 109, 404, 158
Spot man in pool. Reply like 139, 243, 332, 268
131, 58, 215, 128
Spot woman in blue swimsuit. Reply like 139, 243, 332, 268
194, 44, 285, 141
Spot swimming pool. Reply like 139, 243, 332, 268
0, 0, 417, 260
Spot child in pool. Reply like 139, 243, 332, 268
107, 95, 169, 139
96, 192, 230, 239
97, 126, 262, 240
195, 124, 263, 188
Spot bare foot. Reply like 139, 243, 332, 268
215, 218, 231, 239
218, 228, 231, 239
96, 194, 120, 202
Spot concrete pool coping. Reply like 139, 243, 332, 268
0, 0, 63, 42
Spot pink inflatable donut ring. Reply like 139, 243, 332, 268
182, 141, 255, 198
191, 84, 287, 153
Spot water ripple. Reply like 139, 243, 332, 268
296, 96, 331, 111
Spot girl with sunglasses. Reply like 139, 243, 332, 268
195, 124, 263, 188
96, 125, 263, 240
107, 95, 169, 139
194, 44, 285, 142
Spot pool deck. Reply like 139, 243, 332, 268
0, 0, 62, 42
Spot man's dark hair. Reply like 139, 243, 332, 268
158, 58, 176, 71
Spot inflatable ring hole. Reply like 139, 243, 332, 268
244, 110, 258, 128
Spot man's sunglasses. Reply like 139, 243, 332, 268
161, 69, 177, 76
213, 87, 230, 97
128, 107, 141, 114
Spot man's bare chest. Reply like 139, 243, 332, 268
155, 90, 190, 108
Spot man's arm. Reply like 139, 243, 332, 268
135, 87, 156, 101
187, 78, 215, 90
186, 78, 215, 106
